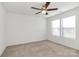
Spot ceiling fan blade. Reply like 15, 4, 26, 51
45, 2, 50, 9
31, 7, 41, 10
35, 11, 41, 14
47, 8, 58, 11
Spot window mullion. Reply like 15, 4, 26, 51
60, 18, 63, 37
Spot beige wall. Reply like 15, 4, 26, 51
0, 3, 6, 56
6, 13, 46, 46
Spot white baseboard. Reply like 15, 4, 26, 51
49, 39, 79, 50
0, 46, 7, 56
7, 39, 46, 47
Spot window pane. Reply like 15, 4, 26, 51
62, 16, 76, 39
51, 20, 60, 36
52, 28, 60, 36
63, 16, 75, 28
51, 20, 60, 28
63, 28, 75, 39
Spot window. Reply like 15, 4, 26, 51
62, 16, 76, 39
51, 16, 76, 39
51, 20, 60, 36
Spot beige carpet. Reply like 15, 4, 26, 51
1, 40, 79, 57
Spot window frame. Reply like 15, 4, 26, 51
51, 16, 76, 39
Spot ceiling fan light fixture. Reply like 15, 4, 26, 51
41, 10, 46, 14
31, 2, 58, 15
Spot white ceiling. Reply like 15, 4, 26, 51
2, 2, 79, 18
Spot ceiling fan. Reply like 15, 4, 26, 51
31, 2, 58, 15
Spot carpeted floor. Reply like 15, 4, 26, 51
1, 40, 79, 57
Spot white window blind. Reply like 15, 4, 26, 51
51, 16, 76, 39
51, 20, 60, 36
